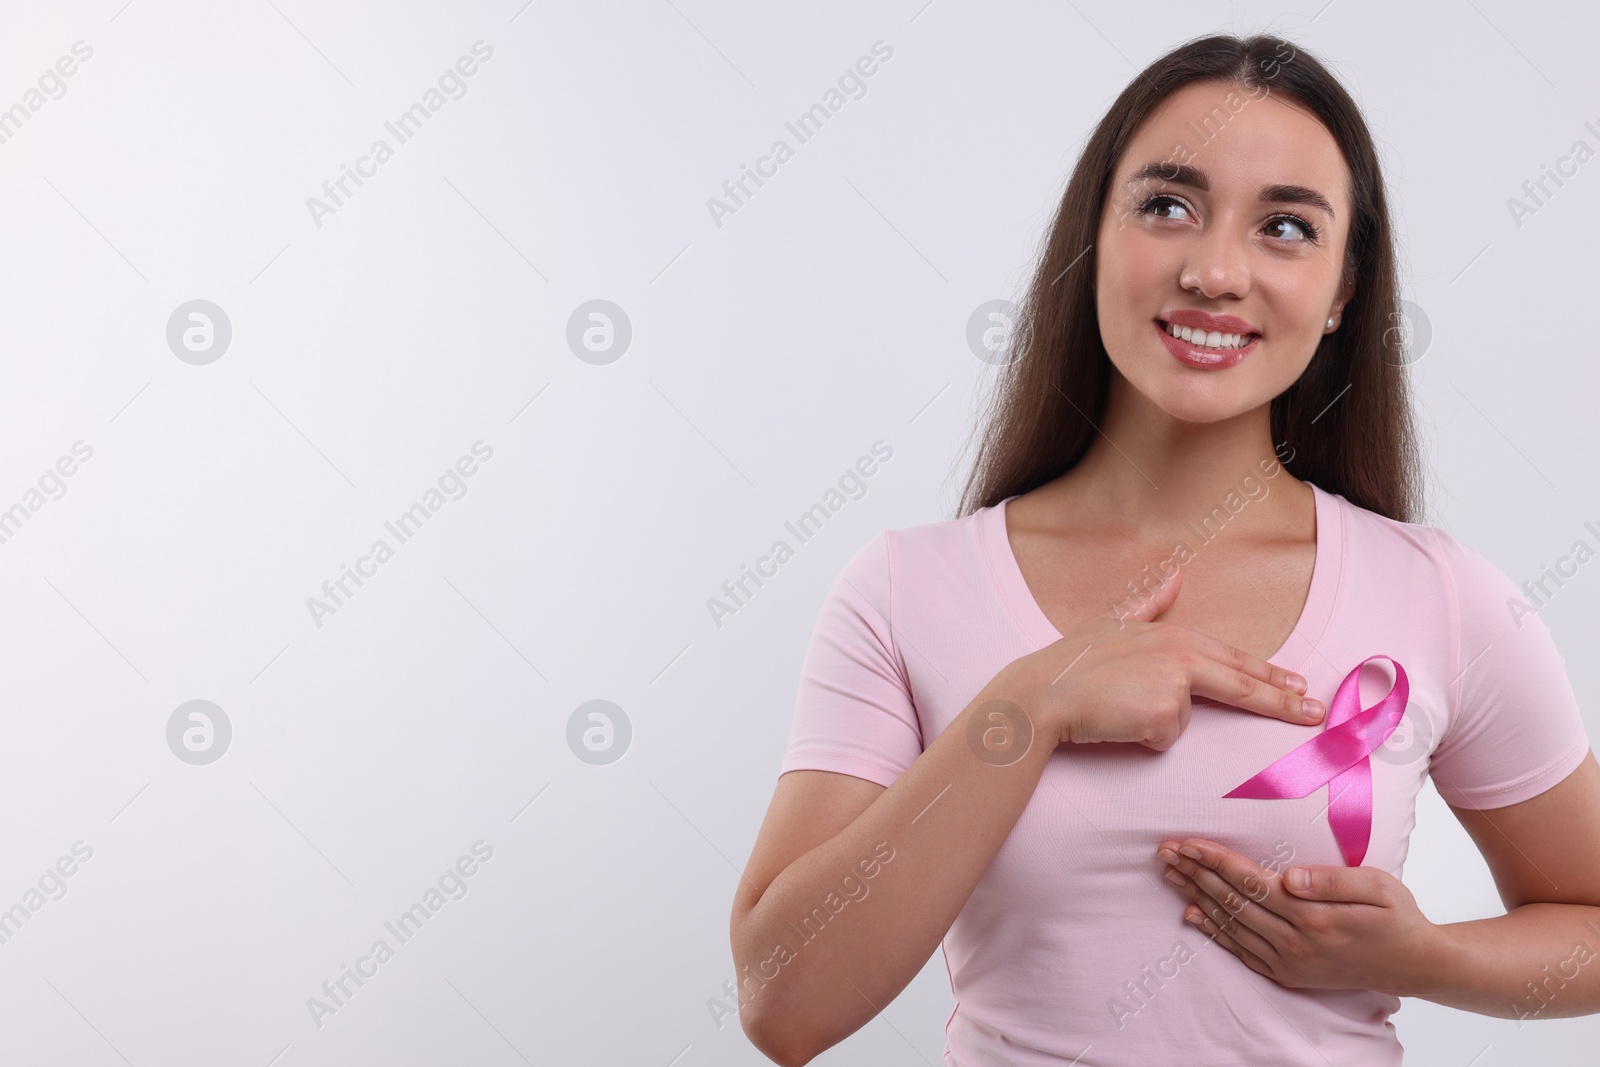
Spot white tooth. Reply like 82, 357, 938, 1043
1168, 323, 1250, 349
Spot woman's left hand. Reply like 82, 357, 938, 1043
1154, 836, 1444, 997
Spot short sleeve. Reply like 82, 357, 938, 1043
1429, 535, 1592, 810
778, 529, 924, 788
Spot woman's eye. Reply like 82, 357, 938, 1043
1265, 216, 1317, 242
1139, 195, 1190, 221
1138, 195, 1321, 245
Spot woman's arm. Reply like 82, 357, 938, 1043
731, 676, 1058, 1066
1418, 752, 1600, 1020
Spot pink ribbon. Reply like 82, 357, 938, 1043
1223, 655, 1409, 867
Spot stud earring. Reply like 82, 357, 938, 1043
1326, 316, 1335, 329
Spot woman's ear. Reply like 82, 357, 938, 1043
1331, 275, 1355, 323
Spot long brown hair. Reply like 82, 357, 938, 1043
953, 33, 1422, 523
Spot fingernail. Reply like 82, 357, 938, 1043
1286, 673, 1308, 694
1301, 698, 1325, 720
1179, 846, 1203, 860
1157, 848, 1179, 865
1287, 868, 1310, 891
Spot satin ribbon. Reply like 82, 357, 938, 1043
1223, 655, 1409, 867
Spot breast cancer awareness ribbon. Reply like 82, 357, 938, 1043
1223, 655, 1409, 867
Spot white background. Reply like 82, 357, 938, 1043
0, 0, 1596, 1064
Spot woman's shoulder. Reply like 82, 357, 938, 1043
1328, 486, 1531, 624
829, 502, 1002, 600
1319, 482, 1461, 562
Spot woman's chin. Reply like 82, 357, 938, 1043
1109, 360, 1278, 425
1144, 387, 1264, 427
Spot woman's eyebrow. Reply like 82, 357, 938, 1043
1124, 161, 1336, 220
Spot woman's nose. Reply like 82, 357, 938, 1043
1180, 225, 1252, 299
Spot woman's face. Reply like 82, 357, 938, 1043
1095, 79, 1354, 425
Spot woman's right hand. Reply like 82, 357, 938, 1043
993, 564, 1325, 752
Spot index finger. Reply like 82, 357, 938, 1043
1176, 627, 1323, 725
1163, 837, 1298, 922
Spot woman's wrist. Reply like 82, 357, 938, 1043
978, 665, 1065, 749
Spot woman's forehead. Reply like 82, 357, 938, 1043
1117, 86, 1350, 211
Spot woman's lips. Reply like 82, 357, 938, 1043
1154, 318, 1258, 370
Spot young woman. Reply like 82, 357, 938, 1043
731, 33, 1600, 1066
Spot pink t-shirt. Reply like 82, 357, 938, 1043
778, 479, 1592, 1066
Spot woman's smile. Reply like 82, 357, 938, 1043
1153, 308, 1264, 370
1154, 317, 1262, 370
